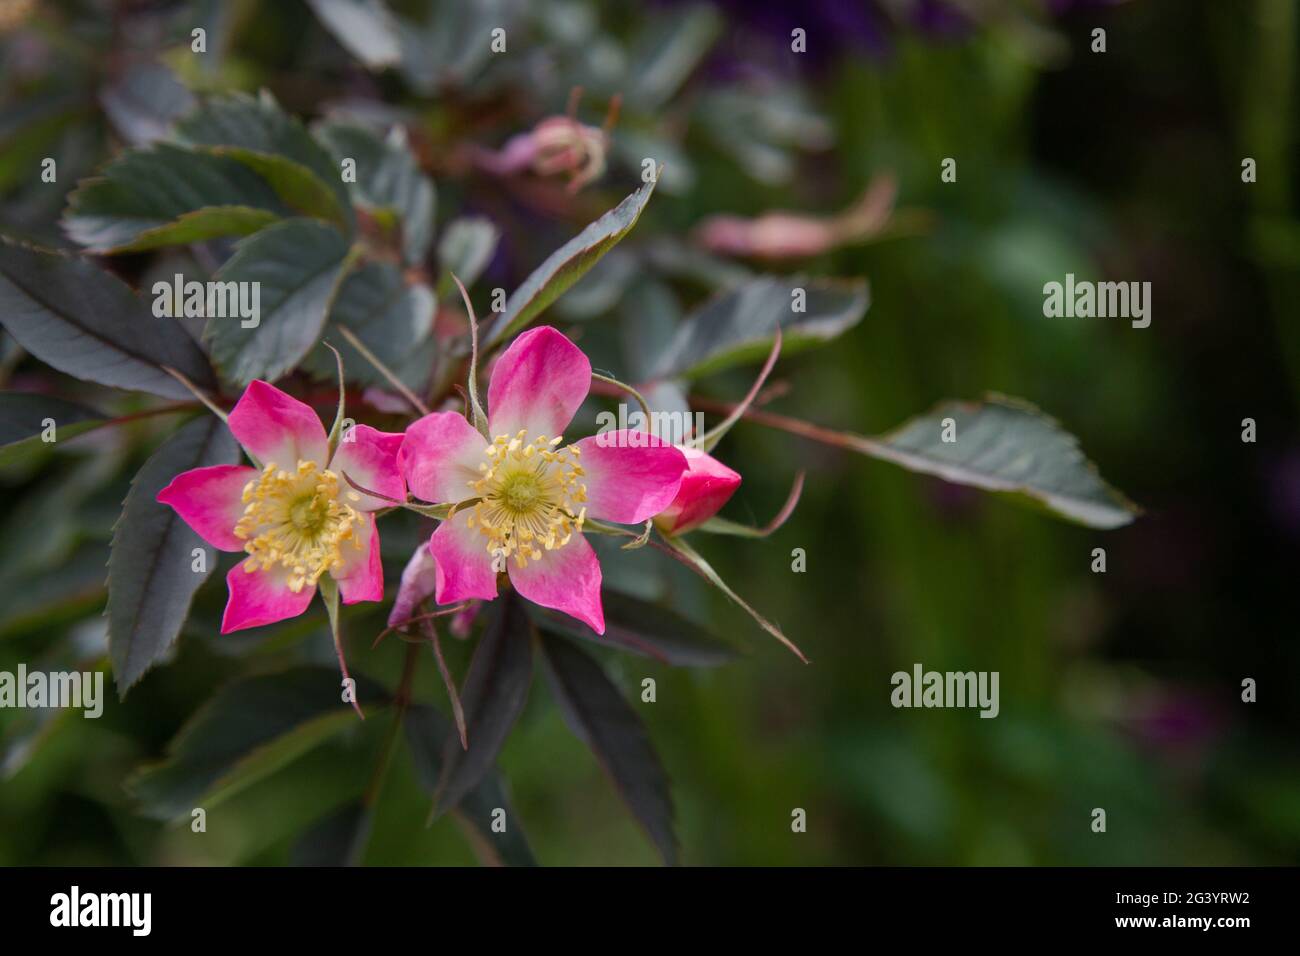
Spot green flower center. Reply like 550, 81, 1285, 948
466, 430, 588, 572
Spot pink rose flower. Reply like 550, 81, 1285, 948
474, 115, 609, 193
653, 446, 742, 535
399, 326, 687, 634
157, 380, 404, 633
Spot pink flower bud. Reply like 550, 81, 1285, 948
473, 116, 608, 193
654, 446, 742, 535
388, 543, 439, 631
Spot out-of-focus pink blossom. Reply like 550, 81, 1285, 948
694, 175, 898, 259
474, 116, 610, 193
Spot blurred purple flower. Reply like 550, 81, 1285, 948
1267, 448, 1300, 535
1124, 686, 1225, 758
661, 0, 977, 79
1045, 0, 1130, 11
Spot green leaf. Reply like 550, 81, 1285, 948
2, 694, 75, 780
486, 177, 659, 346
643, 235, 752, 290
0, 547, 107, 639
0, 90, 83, 196
698, 88, 833, 186
650, 275, 869, 380
865, 394, 1140, 529
317, 121, 435, 263
0, 392, 102, 457
538, 631, 678, 865
173, 91, 353, 232
204, 147, 351, 231
619, 276, 682, 381
204, 218, 358, 386
122, 206, 280, 254
431, 593, 534, 817
612, 131, 696, 195
394, 0, 511, 93
303, 261, 435, 388
63, 142, 286, 253
99, 61, 196, 146
405, 704, 537, 866
0, 237, 216, 399
552, 248, 639, 321
290, 801, 375, 866
625, 5, 722, 110
436, 216, 499, 296
108, 415, 240, 697
664, 534, 808, 662
305, 0, 403, 69
128, 667, 385, 820
532, 591, 738, 667
0, 633, 106, 778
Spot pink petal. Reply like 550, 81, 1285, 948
487, 326, 591, 439
387, 543, 438, 629
221, 560, 315, 633
329, 424, 405, 511
571, 430, 687, 523
508, 532, 604, 633
654, 446, 742, 535
429, 510, 499, 604
334, 513, 384, 604
228, 380, 328, 470
156, 464, 258, 552
399, 411, 486, 504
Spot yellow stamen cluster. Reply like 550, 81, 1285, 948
466, 430, 587, 572
233, 460, 363, 593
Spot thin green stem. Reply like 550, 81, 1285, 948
591, 371, 652, 423
162, 367, 228, 423
423, 616, 468, 750
451, 273, 490, 438
363, 641, 421, 808
336, 325, 431, 417
665, 535, 809, 664
697, 327, 781, 452
323, 341, 348, 459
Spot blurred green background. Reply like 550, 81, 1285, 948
2, 0, 1299, 865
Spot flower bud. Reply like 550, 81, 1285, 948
654, 446, 742, 535
474, 116, 608, 193
388, 545, 438, 631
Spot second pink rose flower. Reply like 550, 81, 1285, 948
399, 326, 687, 634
